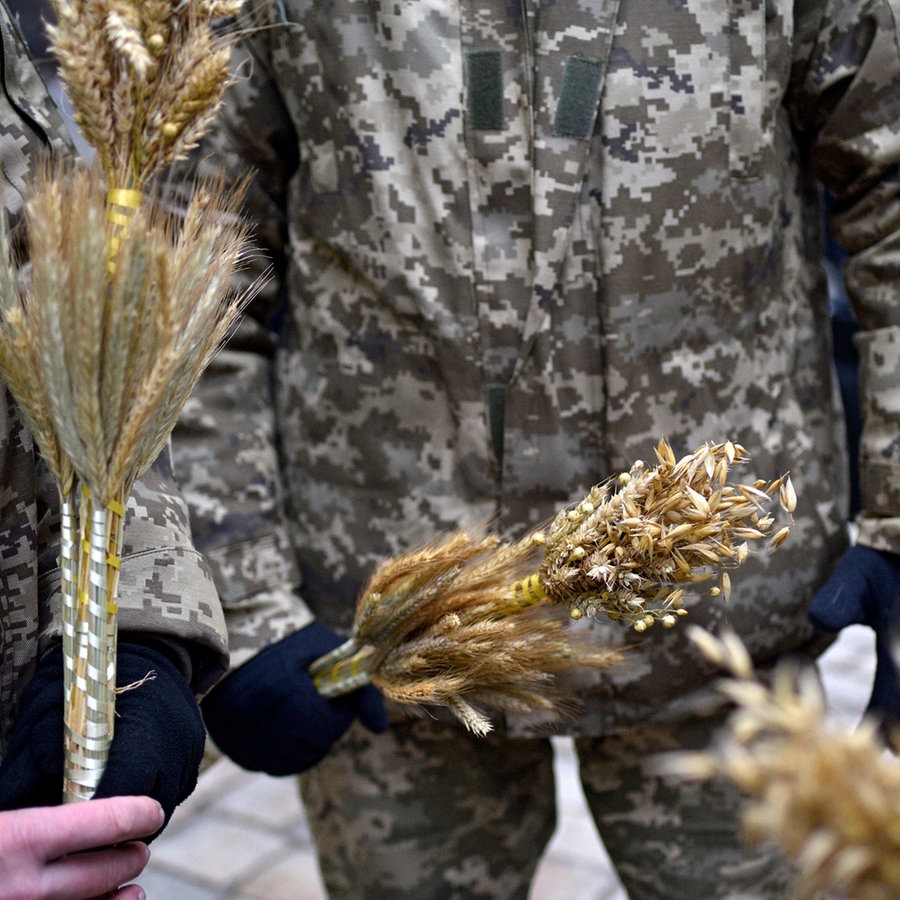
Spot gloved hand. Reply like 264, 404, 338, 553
200, 621, 388, 776
808, 544, 900, 746
0, 637, 206, 833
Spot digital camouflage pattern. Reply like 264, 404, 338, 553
170, 0, 898, 892
0, 4, 69, 234
299, 714, 797, 898
176, 0, 900, 728
0, 1, 229, 760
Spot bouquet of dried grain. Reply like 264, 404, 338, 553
311, 439, 795, 734
0, 0, 252, 801
659, 628, 900, 900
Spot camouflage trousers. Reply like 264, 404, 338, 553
298, 711, 796, 899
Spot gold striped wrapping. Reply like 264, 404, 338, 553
63, 490, 124, 802
310, 640, 376, 697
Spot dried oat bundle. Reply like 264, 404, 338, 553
507, 439, 795, 630
312, 440, 794, 733
661, 629, 900, 900
310, 530, 622, 735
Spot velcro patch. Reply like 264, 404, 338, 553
554, 56, 603, 140
466, 50, 504, 131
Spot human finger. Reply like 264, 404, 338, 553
27, 797, 164, 861
40, 841, 150, 900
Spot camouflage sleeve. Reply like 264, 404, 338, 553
173, 340, 314, 671
166, 10, 314, 670
789, 0, 900, 553
34, 445, 230, 697
0, 1, 72, 228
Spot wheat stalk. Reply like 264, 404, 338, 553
310, 529, 621, 735
658, 629, 900, 899
48, 0, 244, 190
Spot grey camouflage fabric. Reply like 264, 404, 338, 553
170, 0, 899, 893
0, 0, 229, 760
299, 714, 798, 898
175, 0, 900, 729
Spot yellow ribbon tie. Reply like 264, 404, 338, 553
106, 188, 143, 273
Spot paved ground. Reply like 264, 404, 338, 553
139, 626, 876, 899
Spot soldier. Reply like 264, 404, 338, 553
0, 4, 229, 894
173, 1, 900, 896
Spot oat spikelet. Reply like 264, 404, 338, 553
507, 440, 795, 630
659, 629, 900, 899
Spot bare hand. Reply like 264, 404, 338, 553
0, 795, 164, 899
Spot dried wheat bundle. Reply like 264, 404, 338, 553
312, 440, 794, 733
4, 162, 251, 506
0, 160, 252, 798
0, 0, 254, 802
660, 629, 900, 900
311, 529, 622, 735
48, 0, 245, 189
506, 439, 795, 630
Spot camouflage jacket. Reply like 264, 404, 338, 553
173, 0, 900, 735
0, 3, 228, 758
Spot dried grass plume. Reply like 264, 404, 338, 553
657, 628, 900, 899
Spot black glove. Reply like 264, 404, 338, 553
808, 545, 900, 745
0, 637, 206, 832
201, 622, 388, 776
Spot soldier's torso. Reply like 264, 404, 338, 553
262, 0, 847, 730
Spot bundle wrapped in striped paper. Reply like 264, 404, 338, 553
0, 0, 252, 801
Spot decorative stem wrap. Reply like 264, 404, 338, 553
309, 638, 376, 697
106, 187, 142, 273
59, 491, 78, 726
63, 490, 123, 803
503, 572, 549, 609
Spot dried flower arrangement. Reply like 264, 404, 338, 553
0, 0, 250, 801
659, 628, 900, 899
311, 439, 796, 735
